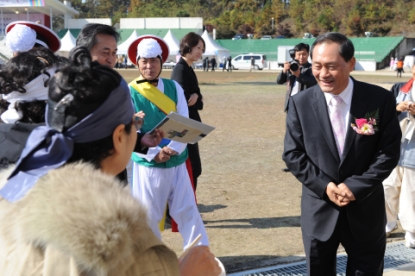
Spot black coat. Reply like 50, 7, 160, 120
171, 57, 204, 180
276, 62, 317, 112
171, 57, 203, 122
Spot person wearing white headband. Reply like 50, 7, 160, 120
127, 35, 210, 250
5, 21, 61, 56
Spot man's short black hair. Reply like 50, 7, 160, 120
294, 43, 310, 53
76, 23, 120, 51
310, 32, 355, 62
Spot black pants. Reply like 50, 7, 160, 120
302, 210, 385, 276
188, 143, 202, 190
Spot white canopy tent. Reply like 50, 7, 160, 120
404, 55, 415, 69
201, 30, 230, 63
58, 30, 76, 54
163, 29, 180, 63
117, 30, 139, 55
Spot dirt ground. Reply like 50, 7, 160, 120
120, 68, 408, 273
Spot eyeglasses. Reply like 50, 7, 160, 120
132, 116, 144, 131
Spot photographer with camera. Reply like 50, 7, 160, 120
277, 43, 316, 173
277, 43, 317, 112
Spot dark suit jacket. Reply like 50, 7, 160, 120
276, 62, 316, 112
282, 78, 401, 242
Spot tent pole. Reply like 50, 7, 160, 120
1, 8, 3, 36
50, 7, 53, 29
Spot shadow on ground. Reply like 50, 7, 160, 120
198, 203, 227, 213
218, 254, 305, 274
204, 216, 301, 229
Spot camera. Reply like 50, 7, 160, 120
288, 49, 299, 72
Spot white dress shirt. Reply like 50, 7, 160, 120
291, 80, 300, 96
324, 77, 354, 142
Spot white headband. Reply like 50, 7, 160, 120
137, 38, 162, 62
35, 39, 49, 49
6, 24, 36, 53
1, 67, 56, 124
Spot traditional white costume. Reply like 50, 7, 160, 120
128, 36, 209, 249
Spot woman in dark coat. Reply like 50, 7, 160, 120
171, 32, 205, 190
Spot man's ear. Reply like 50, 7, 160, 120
112, 124, 126, 154
348, 57, 356, 72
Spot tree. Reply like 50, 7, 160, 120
63, 0, 415, 38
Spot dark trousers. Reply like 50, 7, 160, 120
302, 209, 385, 276
188, 143, 202, 190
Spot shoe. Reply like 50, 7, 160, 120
405, 240, 415, 248
405, 232, 415, 248
386, 224, 398, 238
282, 167, 290, 172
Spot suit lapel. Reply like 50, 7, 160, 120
340, 79, 367, 165
311, 86, 340, 163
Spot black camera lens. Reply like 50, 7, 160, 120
290, 61, 299, 71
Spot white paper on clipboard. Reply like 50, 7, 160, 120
149, 112, 215, 144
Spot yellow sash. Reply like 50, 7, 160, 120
129, 77, 176, 114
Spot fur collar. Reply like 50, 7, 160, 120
0, 163, 163, 274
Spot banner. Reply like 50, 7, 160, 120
0, 0, 45, 7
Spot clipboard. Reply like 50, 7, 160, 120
149, 112, 215, 144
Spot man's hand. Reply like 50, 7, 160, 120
326, 182, 349, 207
162, 146, 178, 156
337, 183, 356, 202
153, 149, 170, 163
282, 61, 290, 73
188, 93, 198, 106
396, 100, 413, 113
141, 129, 163, 148
408, 101, 415, 115
153, 146, 178, 163
179, 246, 221, 276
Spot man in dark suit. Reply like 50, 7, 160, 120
277, 42, 317, 113
283, 32, 401, 275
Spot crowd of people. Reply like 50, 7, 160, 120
0, 21, 221, 276
0, 19, 414, 276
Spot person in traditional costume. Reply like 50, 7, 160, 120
383, 64, 415, 248
127, 35, 209, 249
0, 46, 220, 276
0, 44, 67, 168
5, 21, 61, 56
